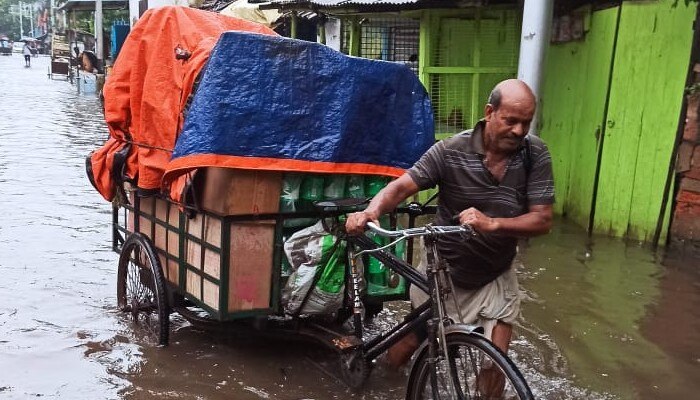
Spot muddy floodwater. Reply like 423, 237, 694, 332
0, 56, 699, 400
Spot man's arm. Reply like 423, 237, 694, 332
458, 204, 553, 237
345, 174, 420, 235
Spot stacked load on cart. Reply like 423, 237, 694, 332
88, 6, 434, 320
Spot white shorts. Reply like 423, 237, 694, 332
409, 246, 522, 341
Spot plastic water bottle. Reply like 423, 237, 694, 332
365, 176, 389, 198
367, 215, 390, 287
300, 175, 324, 206
323, 175, 346, 199
345, 175, 365, 198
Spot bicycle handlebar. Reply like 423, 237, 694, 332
366, 222, 473, 238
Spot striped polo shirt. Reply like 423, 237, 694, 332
407, 120, 555, 289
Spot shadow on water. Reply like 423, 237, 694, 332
1, 56, 699, 399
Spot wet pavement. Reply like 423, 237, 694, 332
0, 55, 699, 399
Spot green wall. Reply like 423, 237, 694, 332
594, 0, 695, 241
539, 7, 618, 223
541, 0, 696, 241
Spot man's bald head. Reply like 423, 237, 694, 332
487, 79, 536, 111
483, 79, 537, 154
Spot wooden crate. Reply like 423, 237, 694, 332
127, 194, 181, 285
123, 168, 282, 319
184, 215, 276, 314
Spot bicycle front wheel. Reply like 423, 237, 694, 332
406, 331, 533, 400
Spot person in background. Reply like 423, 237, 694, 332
346, 79, 555, 393
22, 41, 31, 67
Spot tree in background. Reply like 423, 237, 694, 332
67, 8, 129, 35
0, 0, 127, 40
0, 0, 22, 40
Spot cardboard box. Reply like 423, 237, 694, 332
166, 258, 179, 285
199, 168, 282, 216
183, 218, 275, 313
186, 269, 201, 301
228, 221, 275, 312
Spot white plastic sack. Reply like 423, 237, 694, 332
282, 221, 346, 315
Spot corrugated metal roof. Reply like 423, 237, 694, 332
257, 0, 460, 10
261, 0, 422, 6
256, 0, 492, 12
57, 0, 128, 12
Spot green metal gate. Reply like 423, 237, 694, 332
341, 15, 420, 75
419, 9, 521, 139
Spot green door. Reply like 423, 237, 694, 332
593, 0, 695, 241
541, 0, 696, 242
421, 9, 521, 140
539, 7, 618, 224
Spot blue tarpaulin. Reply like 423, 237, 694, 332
166, 31, 434, 180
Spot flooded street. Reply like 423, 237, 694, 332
0, 55, 699, 399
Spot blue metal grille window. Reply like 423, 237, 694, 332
341, 17, 419, 75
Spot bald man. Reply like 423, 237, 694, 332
346, 79, 554, 368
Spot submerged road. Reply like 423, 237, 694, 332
0, 55, 698, 399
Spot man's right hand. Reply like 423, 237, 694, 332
345, 211, 378, 236
344, 173, 419, 236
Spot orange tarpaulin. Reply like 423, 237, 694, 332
88, 6, 276, 201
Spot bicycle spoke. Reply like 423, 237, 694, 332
409, 333, 531, 400
117, 234, 170, 347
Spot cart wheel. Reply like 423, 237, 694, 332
339, 349, 371, 390
117, 233, 170, 346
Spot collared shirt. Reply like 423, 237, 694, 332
407, 120, 555, 289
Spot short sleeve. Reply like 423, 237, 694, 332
407, 141, 445, 190
527, 139, 555, 205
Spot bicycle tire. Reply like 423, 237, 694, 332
117, 233, 170, 346
405, 331, 533, 400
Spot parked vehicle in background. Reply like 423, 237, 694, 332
12, 41, 24, 53
0, 37, 11, 55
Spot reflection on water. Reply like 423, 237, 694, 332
0, 56, 123, 399
517, 223, 700, 400
0, 56, 699, 399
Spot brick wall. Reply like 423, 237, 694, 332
671, 63, 700, 243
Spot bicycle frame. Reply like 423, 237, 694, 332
345, 230, 480, 364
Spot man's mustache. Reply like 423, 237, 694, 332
504, 134, 523, 142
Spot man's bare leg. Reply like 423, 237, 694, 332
491, 320, 512, 353
386, 332, 420, 370
477, 321, 512, 398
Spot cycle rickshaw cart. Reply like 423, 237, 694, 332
113, 182, 533, 399
92, 13, 533, 398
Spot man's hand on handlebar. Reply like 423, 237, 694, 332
457, 207, 498, 233
345, 211, 379, 236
